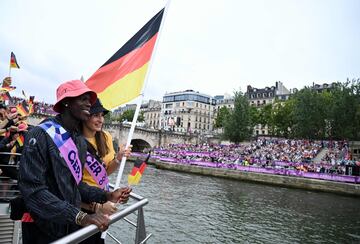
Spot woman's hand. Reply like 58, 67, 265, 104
116, 144, 133, 161
107, 186, 132, 204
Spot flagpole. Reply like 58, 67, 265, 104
101, 3, 171, 240
114, 0, 172, 189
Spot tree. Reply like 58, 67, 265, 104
104, 111, 112, 123
272, 99, 294, 138
116, 109, 145, 123
291, 88, 327, 139
223, 91, 253, 143
328, 80, 360, 140
249, 105, 260, 127
258, 103, 274, 134
214, 106, 230, 128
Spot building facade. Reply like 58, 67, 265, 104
161, 90, 216, 133
142, 100, 162, 129
246, 81, 290, 135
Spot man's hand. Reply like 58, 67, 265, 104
81, 213, 110, 232
97, 201, 117, 215
107, 187, 132, 204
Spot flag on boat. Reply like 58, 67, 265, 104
127, 152, 151, 185
10, 52, 20, 69
86, 8, 164, 109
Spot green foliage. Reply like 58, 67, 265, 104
326, 81, 360, 140
223, 91, 253, 143
114, 109, 145, 123
258, 103, 274, 134
214, 106, 231, 128
290, 88, 328, 139
249, 106, 260, 127
213, 79, 359, 141
272, 100, 294, 137
253, 79, 360, 140
104, 111, 112, 123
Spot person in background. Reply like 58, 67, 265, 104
0, 104, 21, 140
18, 80, 131, 243
0, 122, 28, 179
81, 98, 132, 243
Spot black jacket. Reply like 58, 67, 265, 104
18, 115, 107, 239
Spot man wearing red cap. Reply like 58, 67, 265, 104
18, 80, 131, 243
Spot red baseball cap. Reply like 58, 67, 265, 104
53, 80, 97, 113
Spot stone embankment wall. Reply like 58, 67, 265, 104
153, 161, 360, 197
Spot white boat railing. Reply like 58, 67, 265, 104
52, 191, 151, 244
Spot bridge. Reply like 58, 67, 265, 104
27, 116, 215, 151
104, 124, 200, 151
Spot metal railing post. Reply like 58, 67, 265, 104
135, 207, 146, 244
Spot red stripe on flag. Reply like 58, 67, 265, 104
139, 162, 147, 174
130, 167, 140, 176
86, 33, 158, 93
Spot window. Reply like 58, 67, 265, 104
163, 96, 174, 102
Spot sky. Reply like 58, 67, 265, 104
0, 0, 359, 106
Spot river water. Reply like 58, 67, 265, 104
109, 163, 360, 244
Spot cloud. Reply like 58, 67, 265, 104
0, 0, 359, 106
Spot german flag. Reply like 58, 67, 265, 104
0, 87, 15, 102
128, 152, 151, 185
10, 52, 20, 69
28, 96, 35, 114
0, 92, 12, 102
17, 134, 24, 147
16, 100, 29, 116
86, 8, 164, 109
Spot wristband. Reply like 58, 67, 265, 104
75, 211, 88, 225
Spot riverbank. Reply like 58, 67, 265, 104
129, 155, 360, 197
154, 161, 360, 197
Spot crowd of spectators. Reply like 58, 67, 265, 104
152, 138, 359, 177
0, 102, 30, 180
9, 96, 56, 116
0, 94, 358, 181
